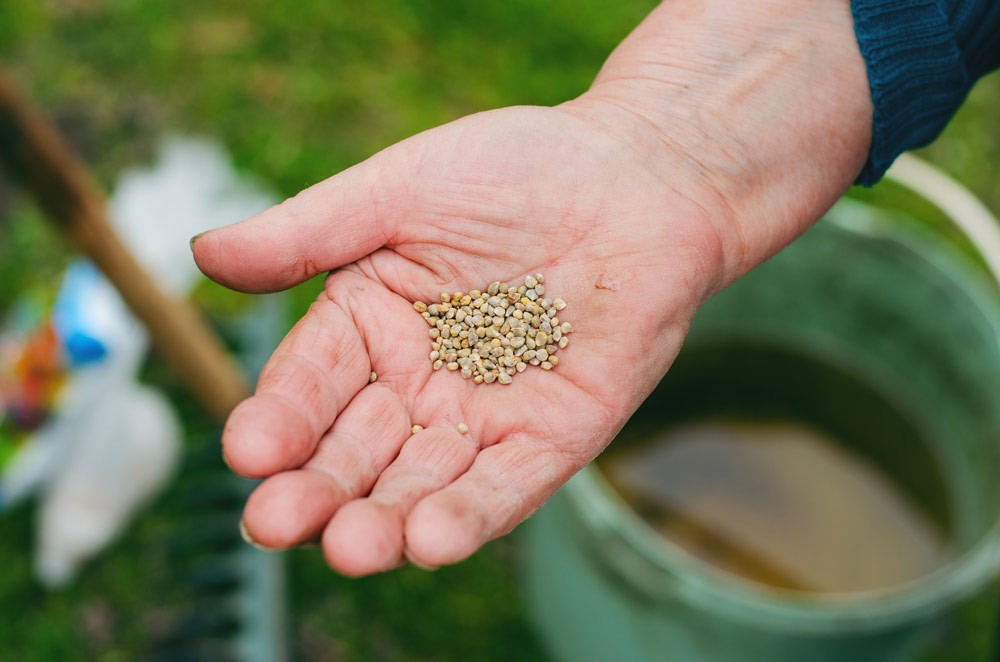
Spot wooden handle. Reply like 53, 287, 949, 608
0, 70, 250, 423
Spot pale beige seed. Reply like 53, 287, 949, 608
414, 301, 428, 313
369, 371, 378, 383
458, 422, 469, 434
418, 274, 568, 384
411, 424, 423, 434
558, 336, 569, 349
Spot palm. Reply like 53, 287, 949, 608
194, 104, 720, 573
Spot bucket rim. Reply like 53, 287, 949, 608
566, 462, 1000, 634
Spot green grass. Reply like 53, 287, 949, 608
1, 1, 999, 659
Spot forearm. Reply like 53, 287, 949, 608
565, 0, 872, 287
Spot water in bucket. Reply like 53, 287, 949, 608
598, 339, 955, 595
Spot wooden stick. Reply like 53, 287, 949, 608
0, 70, 250, 423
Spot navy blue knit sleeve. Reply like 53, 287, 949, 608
851, 0, 1000, 186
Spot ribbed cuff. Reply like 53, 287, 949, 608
851, 0, 970, 186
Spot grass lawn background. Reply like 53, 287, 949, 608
1, 1, 999, 659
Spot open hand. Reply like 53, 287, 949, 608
191, 102, 725, 574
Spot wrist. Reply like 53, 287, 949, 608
564, 0, 872, 287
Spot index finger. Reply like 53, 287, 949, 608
223, 289, 371, 477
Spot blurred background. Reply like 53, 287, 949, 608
0, 1, 998, 660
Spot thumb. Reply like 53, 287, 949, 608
191, 153, 405, 293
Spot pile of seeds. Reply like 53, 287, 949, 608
414, 274, 571, 385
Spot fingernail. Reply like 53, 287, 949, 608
297, 536, 322, 550
189, 231, 208, 251
239, 518, 273, 552
404, 548, 437, 571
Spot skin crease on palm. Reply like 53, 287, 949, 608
191, 0, 873, 576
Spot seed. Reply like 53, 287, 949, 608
560, 322, 573, 334
415, 274, 570, 384
558, 336, 569, 349
369, 371, 378, 383
411, 424, 423, 434
458, 423, 469, 434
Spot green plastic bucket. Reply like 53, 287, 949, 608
523, 157, 1000, 661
